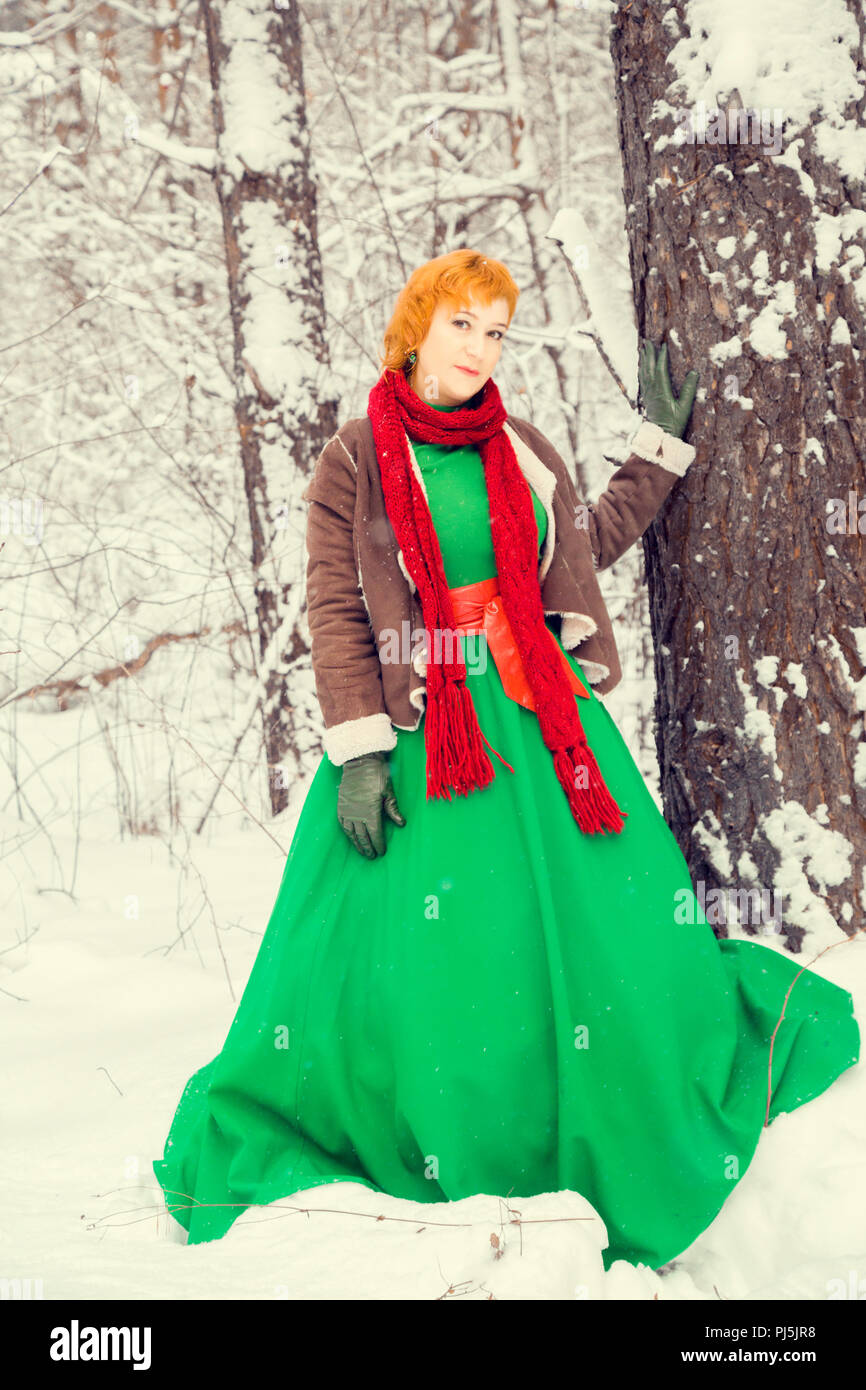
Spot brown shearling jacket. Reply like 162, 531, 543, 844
302, 413, 695, 765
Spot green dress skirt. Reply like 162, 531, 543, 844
153, 426, 860, 1272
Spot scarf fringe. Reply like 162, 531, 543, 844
425, 678, 496, 799
553, 744, 629, 835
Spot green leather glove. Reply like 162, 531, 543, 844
638, 339, 699, 439
337, 750, 406, 859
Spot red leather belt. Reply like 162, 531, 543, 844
447, 575, 588, 710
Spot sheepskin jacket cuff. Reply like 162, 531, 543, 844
627, 419, 696, 477
322, 711, 398, 766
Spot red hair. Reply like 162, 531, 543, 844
377, 248, 519, 376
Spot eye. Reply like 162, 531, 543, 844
452, 318, 504, 340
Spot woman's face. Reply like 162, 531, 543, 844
408, 295, 510, 406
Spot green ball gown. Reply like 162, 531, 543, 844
153, 402, 860, 1272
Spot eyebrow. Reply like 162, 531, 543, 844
456, 307, 509, 329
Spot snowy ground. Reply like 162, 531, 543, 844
2, 723, 864, 1302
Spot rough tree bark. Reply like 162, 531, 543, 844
610, 1, 866, 947
202, 0, 338, 816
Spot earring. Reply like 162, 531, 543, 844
407, 350, 416, 367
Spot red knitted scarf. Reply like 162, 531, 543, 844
367, 368, 627, 835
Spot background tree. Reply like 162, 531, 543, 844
610, 0, 866, 946
201, 0, 338, 816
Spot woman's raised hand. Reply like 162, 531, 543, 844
638, 339, 699, 440
337, 750, 406, 859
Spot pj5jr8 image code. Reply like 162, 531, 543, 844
707, 1328, 816, 1342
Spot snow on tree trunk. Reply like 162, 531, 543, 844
610, 0, 866, 948
202, 0, 338, 815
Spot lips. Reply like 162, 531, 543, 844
456, 366, 479, 375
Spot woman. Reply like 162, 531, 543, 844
153, 249, 859, 1273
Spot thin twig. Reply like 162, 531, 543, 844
764, 930, 864, 1127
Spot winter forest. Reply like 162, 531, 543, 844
3, 0, 866, 1311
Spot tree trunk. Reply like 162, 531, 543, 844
202, 0, 338, 816
610, 1, 866, 948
